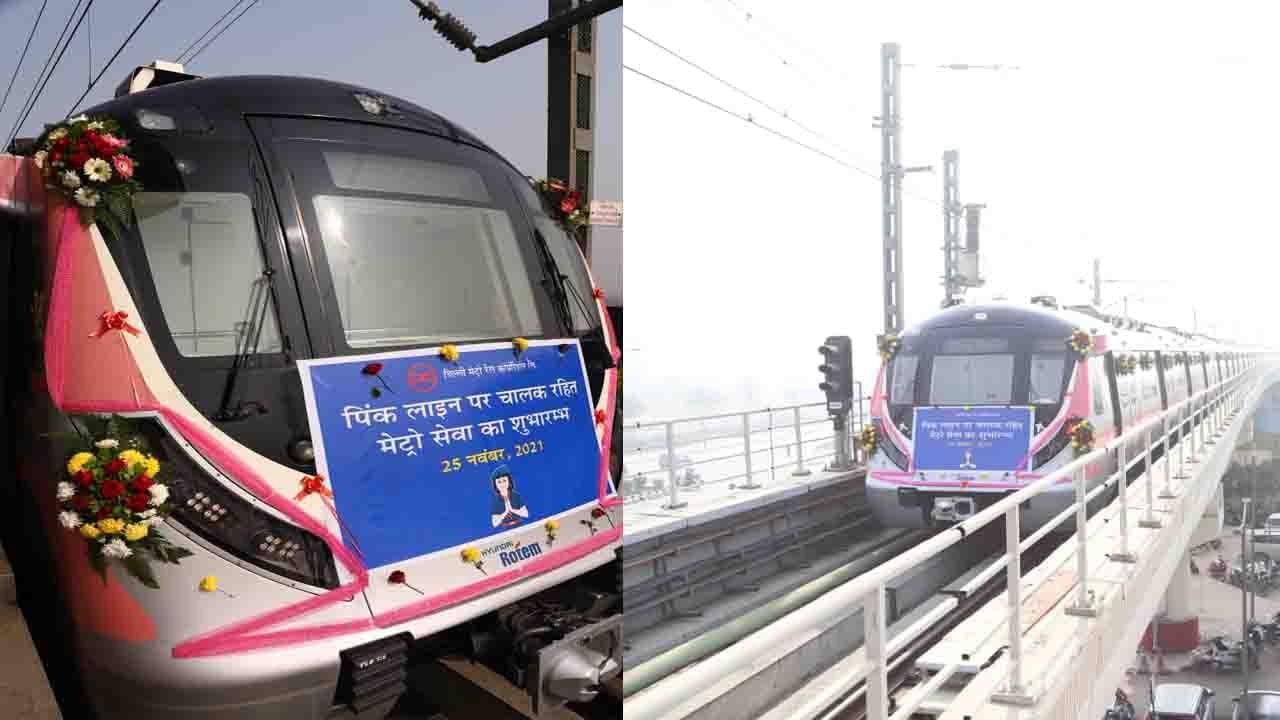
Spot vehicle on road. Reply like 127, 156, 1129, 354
1233, 690, 1280, 719
1147, 683, 1215, 720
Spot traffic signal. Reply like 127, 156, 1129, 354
818, 336, 853, 414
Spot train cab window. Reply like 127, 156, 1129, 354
889, 354, 918, 404
509, 175, 601, 335
1029, 353, 1067, 404
133, 192, 281, 357
303, 147, 543, 348
1091, 359, 1108, 417
929, 338, 1014, 405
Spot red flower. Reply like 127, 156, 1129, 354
112, 154, 133, 178
388, 570, 406, 584
594, 409, 607, 425
591, 508, 607, 519
362, 363, 384, 375
100, 478, 125, 498
126, 493, 150, 512
74, 470, 94, 487
592, 288, 605, 301
70, 152, 90, 169
96, 507, 113, 520
105, 458, 125, 474
560, 191, 581, 215
71, 494, 91, 511
130, 475, 154, 492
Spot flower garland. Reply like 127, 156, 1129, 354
1066, 417, 1095, 455
1138, 353, 1153, 371
861, 423, 879, 455
32, 114, 141, 238
1115, 353, 1137, 376
57, 420, 191, 589
878, 334, 901, 363
1067, 328, 1093, 358
533, 178, 588, 231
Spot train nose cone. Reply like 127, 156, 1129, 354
288, 438, 315, 464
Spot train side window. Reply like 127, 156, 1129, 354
889, 354, 918, 404
134, 192, 281, 357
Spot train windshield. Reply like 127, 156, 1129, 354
299, 146, 542, 348
928, 338, 1014, 405
1029, 352, 1068, 404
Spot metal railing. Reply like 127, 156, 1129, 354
620, 383, 869, 509
625, 358, 1272, 720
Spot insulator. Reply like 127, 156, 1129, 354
419, 2, 477, 52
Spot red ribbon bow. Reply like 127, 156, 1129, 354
89, 310, 141, 338
295, 475, 334, 502
592, 288, 605, 301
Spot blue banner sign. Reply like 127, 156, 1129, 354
912, 406, 1033, 472
298, 341, 602, 569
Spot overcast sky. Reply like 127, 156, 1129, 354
0, 0, 621, 296
624, 0, 1278, 418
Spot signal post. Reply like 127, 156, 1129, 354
819, 337, 855, 471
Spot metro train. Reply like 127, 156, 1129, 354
864, 298, 1259, 532
0, 63, 621, 719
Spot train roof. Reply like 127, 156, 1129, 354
906, 300, 1249, 354
78, 73, 495, 154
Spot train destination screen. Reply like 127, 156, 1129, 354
298, 340, 602, 568
912, 406, 1033, 472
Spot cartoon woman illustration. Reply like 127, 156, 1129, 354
490, 465, 530, 528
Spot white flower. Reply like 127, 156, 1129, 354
58, 511, 82, 529
33, 150, 47, 168
102, 539, 132, 559
144, 516, 164, 527
87, 121, 104, 130
68, 114, 88, 124
56, 482, 76, 501
148, 483, 169, 506
83, 158, 111, 182
60, 170, 80, 189
94, 438, 119, 449
139, 508, 157, 519
48, 128, 67, 141
73, 188, 99, 207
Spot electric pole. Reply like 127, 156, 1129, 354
874, 42, 931, 336
548, 0, 599, 259
942, 150, 961, 308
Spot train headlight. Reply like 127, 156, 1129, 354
134, 419, 341, 589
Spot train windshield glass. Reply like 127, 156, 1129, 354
889, 354, 918, 404
1029, 352, 1067, 404
134, 192, 282, 357
308, 149, 542, 348
928, 338, 1014, 405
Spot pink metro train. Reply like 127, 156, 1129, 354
864, 299, 1259, 531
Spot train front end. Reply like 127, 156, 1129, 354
0, 67, 620, 719
865, 303, 1094, 531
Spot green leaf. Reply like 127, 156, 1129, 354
124, 555, 159, 590
87, 545, 108, 585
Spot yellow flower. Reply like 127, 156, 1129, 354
79, 524, 101, 540
67, 452, 95, 475
460, 547, 481, 564
123, 523, 148, 542
199, 576, 217, 592
440, 344, 460, 362
143, 456, 160, 478
118, 449, 146, 472
544, 519, 560, 532
512, 337, 529, 353
48, 128, 67, 141
97, 518, 125, 535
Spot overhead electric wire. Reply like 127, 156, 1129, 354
6, 0, 93, 149
0, 0, 51, 121
624, 24, 869, 166
717, 0, 857, 85
175, 0, 248, 63
625, 64, 880, 183
66, 0, 166, 117
186, 0, 261, 66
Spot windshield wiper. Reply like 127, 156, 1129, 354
213, 267, 275, 422
530, 228, 615, 370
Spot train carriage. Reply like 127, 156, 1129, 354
0, 63, 622, 719
865, 299, 1254, 533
